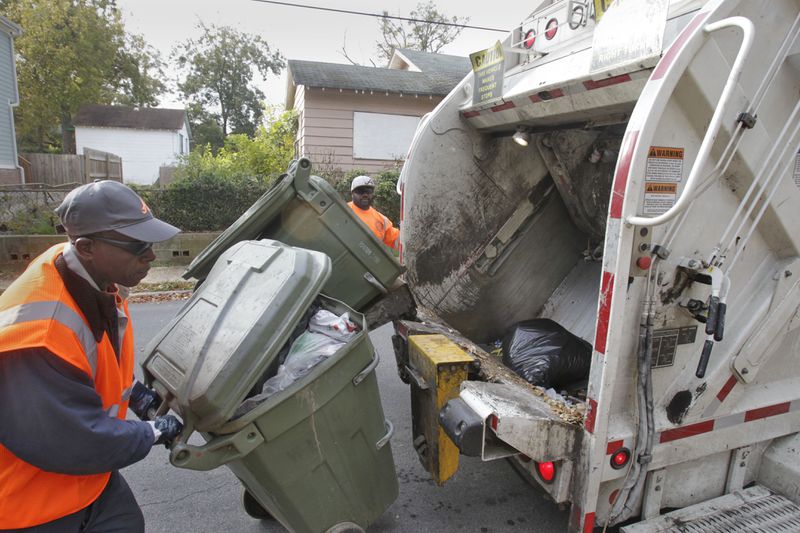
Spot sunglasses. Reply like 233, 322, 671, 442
87, 236, 154, 256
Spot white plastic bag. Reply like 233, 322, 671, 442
308, 309, 358, 341
260, 331, 346, 397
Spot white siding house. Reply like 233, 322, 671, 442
0, 16, 22, 185
74, 105, 190, 185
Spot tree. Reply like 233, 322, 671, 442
376, 1, 469, 64
4, 0, 165, 152
173, 24, 284, 142
185, 102, 225, 153
113, 34, 167, 108
174, 106, 298, 184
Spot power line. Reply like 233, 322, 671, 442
249, 0, 508, 33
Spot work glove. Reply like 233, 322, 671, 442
148, 415, 183, 447
129, 381, 160, 421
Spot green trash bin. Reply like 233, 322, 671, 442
183, 158, 403, 311
143, 239, 399, 532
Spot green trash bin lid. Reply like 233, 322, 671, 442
142, 239, 331, 432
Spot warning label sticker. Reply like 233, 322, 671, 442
794, 149, 800, 189
646, 146, 684, 182
643, 182, 677, 215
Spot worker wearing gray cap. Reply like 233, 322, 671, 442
0, 180, 183, 532
348, 175, 400, 249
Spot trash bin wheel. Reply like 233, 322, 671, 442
242, 489, 273, 520
325, 522, 365, 533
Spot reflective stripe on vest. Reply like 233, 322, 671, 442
0, 301, 98, 378
107, 385, 134, 417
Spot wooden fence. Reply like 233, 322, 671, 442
18, 148, 122, 186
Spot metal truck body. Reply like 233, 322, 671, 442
395, 0, 800, 530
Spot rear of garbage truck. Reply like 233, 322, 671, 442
396, 0, 800, 530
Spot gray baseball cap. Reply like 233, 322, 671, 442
56, 180, 179, 242
351, 175, 375, 191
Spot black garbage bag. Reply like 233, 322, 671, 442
501, 318, 592, 389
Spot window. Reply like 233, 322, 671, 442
352, 112, 420, 160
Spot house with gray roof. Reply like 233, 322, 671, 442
0, 16, 23, 185
285, 49, 470, 173
73, 104, 190, 185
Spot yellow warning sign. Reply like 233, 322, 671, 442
648, 146, 684, 159
645, 182, 677, 194
469, 41, 505, 105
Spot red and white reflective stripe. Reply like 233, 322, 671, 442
702, 374, 739, 417
585, 398, 598, 433
594, 271, 615, 355
491, 100, 516, 112
609, 130, 639, 220
583, 512, 596, 533
569, 505, 597, 533
460, 70, 647, 120
606, 439, 627, 455
604, 399, 800, 452
651, 11, 710, 81
583, 74, 632, 90
658, 399, 800, 444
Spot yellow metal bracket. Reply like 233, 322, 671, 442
408, 334, 474, 485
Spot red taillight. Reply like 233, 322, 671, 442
545, 18, 558, 40
535, 461, 556, 483
610, 448, 631, 470
524, 29, 536, 49
489, 414, 498, 431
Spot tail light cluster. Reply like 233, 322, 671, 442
524, 29, 536, 49
535, 461, 557, 483
610, 448, 631, 470
545, 18, 559, 40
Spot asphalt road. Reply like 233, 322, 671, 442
125, 300, 568, 532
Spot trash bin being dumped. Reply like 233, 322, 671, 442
143, 239, 399, 533
183, 158, 403, 311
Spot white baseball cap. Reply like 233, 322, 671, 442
351, 175, 375, 191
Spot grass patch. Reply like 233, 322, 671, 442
131, 280, 196, 293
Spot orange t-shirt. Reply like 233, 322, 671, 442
348, 202, 400, 249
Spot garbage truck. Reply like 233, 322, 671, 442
393, 0, 800, 530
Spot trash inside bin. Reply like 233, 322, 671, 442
183, 158, 403, 311
143, 239, 399, 533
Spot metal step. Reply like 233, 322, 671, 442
620, 485, 800, 533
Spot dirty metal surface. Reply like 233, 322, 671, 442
403, 310, 585, 426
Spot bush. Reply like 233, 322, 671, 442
133, 175, 269, 231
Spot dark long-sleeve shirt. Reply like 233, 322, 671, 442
0, 246, 153, 475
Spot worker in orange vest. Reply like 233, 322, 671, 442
0, 180, 183, 532
347, 175, 400, 249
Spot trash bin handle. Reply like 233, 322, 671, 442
168, 422, 264, 471
353, 350, 380, 386
376, 420, 394, 450
363, 272, 388, 295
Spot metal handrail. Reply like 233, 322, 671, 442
626, 16, 755, 227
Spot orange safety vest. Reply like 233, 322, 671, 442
347, 202, 400, 249
0, 244, 136, 529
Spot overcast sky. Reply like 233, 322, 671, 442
116, 0, 530, 109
